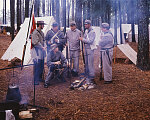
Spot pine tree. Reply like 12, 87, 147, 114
25, 0, 29, 18
118, 0, 123, 44
47, 0, 49, 16
62, 0, 66, 32
49, 0, 51, 16
75, 0, 82, 31
10, 0, 15, 41
72, 0, 74, 20
4, 0, 6, 24
34, 0, 40, 17
114, 0, 118, 45
3, 0, 6, 24
56, 0, 60, 25
17, 0, 21, 31
20, 0, 22, 23
22, 0, 25, 21
42, 0, 45, 16
67, 0, 70, 27
127, 0, 132, 24
131, 0, 136, 42
137, 0, 149, 70
52, 0, 55, 17
87, 0, 91, 20
83, 1, 86, 24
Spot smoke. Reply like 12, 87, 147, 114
20, 94, 29, 105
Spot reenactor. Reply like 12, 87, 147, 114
99, 23, 114, 84
66, 21, 81, 77
44, 44, 67, 88
79, 20, 96, 87
45, 22, 65, 52
31, 21, 46, 85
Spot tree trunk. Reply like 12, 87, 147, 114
34, 0, 37, 17
10, 0, 15, 41
52, 0, 55, 17
72, 0, 74, 21
134, 1, 138, 24
75, 0, 82, 31
20, 0, 22, 23
131, 0, 135, 42
106, 0, 111, 24
99, 0, 103, 22
34, 0, 40, 17
91, 0, 95, 25
114, 0, 118, 45
4, 0, 6, 24
122, 0, 127, 24
101, 0, 105, 23
50, 0, 51, 16
47, 0, 49, 15
3, 0, 5, 24
62, 0, 66, 33
118, 0, 123, 44
22, 0, 25, 21
83, 1, 86, 24
137, 0, 149, 70
42, 0, 45, 16
37, 0, 40, 17
95, 0, 100, 26
17, 0, 20, 31
56, 0, 60, 26
67, 0, 70, 27
87, 1, 90, 20
25, 0, 29, 18
127, 0, 132, 24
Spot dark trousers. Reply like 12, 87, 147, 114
47, 46, 51, 53
45, 64, 66, 84
33, 59, 44, 84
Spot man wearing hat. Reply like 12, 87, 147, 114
44, 44, 67, 88
99, 23, 114, 84
79, 20, 96, 86
45, 22, 65, 52
31, 21, 46, 85
66, 21, 81, 77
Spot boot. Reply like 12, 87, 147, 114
44, 83, 49, 88
44, 72, 53, 88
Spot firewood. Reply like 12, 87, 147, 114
19, 111, 32, 119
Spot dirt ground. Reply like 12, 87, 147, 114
0, 34, 150, 120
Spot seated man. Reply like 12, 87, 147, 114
44, 44, 67, 88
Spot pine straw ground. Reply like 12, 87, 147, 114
0, 34, 150, 120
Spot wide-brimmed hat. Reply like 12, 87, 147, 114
84, 20, 91, 25
70, 21, 76, 26
36, 21, 46, 25
101, 23, 110, 30
52, 22, 58, 27
51, 44, 58, 50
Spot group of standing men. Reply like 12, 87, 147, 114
31, 19, 114, 88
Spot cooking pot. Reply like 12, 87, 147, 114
6, 84, 22, 103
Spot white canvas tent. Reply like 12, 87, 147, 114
119, 24, 150, 65
117, 43, 137, 64
121, 24, 150, 43
116, 24, 138, 65
1, 16, 55, 65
